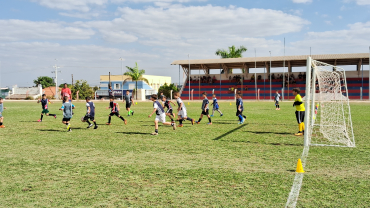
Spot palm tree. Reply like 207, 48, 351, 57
123, 62, 149, 99
215, 45, 247, 73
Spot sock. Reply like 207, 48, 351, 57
120, 116, 125, 121
208, 117, 212, 123
302, 122, 305, 131
170, 118, 174, 122
94, 121, 97, 126
212, 109, 215, 115
40, 114, 44, 120
179, 119, 183, 125
49, 114, 56, 116
108, 116, 111, 123
171, 123, 174, 126
299, 123, 302, 132
217, 109, 222, 114
0, 122, 3, 125
128, 111, 131, 115
238, 115, 243, 122
278, 105, 280, 108
155, 129, 158, 133
66, 123, 69, 126
186, 117, 193, 121
243, 115, 246, 119
86, 120, 91, 125
198, 118, 202, 122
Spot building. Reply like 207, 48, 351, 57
9, 85, 43, 99
97, 75, 172, 100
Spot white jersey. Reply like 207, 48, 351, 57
275, 93, 281, 102
176, 98, 186, 111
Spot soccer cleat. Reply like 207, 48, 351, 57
191, 119, 195, 125
210, 115, 214, 117
132, 111, 134, 116
127, 114, 130, 117
106, 123, 111, 125
207, 122, 212, 125
241, 117, 245, 124
87, 124, 93, 128
151, 132, 158, 135
220, 114, 223, 117
238, 122, 242, 124
38, 119, 42, 122
172, 123, 176, 130
0, 125, 5, 128
54, 115, 57, 119
68, 129, 72, 132
195, 121, 200, 124
178, 124, 183, 127
295, 131, 303, 136
124, 120, 127, 125
67, 124, 71, 131
94, 125, 98, 129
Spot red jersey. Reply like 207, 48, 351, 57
61, 88, 71, 98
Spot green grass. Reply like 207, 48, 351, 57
0, 100, 369, 207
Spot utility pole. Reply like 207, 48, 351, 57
71, 74, 74, 86
51, 59, 61, 100
119, 57, 124, 101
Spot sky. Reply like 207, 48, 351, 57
0, 0, 370, 88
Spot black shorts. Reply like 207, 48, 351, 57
295, 111, 305, 124
166, 109, 173, 114
84, 115, 95, 121
201, 109, 209, 115
236, 110, 243, 116
126, 103, 132, 109
275, 101, 279, 105
109, 112, 120, 117
62, 118, 71, 122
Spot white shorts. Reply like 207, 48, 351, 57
155, 113, 166, 123
178, 109, 187, 118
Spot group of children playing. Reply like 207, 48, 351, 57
0, 88, 305, 137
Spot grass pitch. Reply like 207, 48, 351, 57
0, 100, 369, 207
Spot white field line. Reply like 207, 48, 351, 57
285, 146, 310, 208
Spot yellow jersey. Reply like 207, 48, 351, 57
295, 94, 305, 111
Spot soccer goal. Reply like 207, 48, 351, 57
303, 57, 355, 147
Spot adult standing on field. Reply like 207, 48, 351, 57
61, 83, 72, 102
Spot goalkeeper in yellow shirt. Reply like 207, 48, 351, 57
292, 88, 305, 136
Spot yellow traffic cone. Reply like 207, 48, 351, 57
230, 102, 232, 105
296, 159, 305, 173
188, 102, 190, 105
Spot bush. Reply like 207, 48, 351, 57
25, 96, 34, 100
158, 83, 179, 98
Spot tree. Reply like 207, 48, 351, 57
215, 45, 247, 73
123, 62, 149, 99
71, 80, 94, 100
33, 76, 55, 88
158, 83, 179, 98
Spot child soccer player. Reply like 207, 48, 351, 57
83, 97, 98, 129
123, 90, 134, 116
210, 94, 223, 117
195, 92, 212, 125
274, 90, 281, 110
292, 88, 305, 136
148, 94, 176, 135
236, 92, 246, 124
37, 94, 57, 122
59, 96, 75, 132
173, 92, 194, 127
106, 96, 127, 125
0, 97, 6, 128
162, 95, 176, 122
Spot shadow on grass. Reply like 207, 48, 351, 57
116, 132, 148, 135
213, 124, 247, 140
19, 121, 40, 123
246, 130, 292, 135
39, 127, 84, 132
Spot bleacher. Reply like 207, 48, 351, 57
181, 78, 369, 100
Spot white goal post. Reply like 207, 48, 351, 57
303, 57, 355, 147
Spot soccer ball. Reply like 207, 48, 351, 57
81, 117, 86, 122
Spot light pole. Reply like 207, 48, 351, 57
269, 51, 272, 100
52, 59, 61, 100
254, 48, 257, 100
119, 57, 124, 101
188, 54, 190, 101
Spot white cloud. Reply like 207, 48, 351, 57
338, 15, 343, 19
31, 0, 108, 12
292, 0, 312, 3
0, 19, 94, 41
325, 20, 332, 25
345, 0, 370, 5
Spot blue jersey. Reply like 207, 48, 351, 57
40, 99, 49, 109
86, 101, 95, 117
212, 98, 219, 109
236, 98, 244, 111
61, 102, 75, 118
153, 101, 165, 115
201, 97, 209, 110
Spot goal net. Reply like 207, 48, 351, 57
303, 57, 355, 147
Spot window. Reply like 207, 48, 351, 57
114, 84, 120, 89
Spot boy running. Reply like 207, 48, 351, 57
37, 94, 57, 122
106, 96, 127, 125
195, 92, 212, 125
123, 90, 134, 116
148, 94, 176, 135
292, 88, 305, 136
236, 92, 246, 124
59, 96, 75, 132
173, 92, 195, 127
210, 94, 223, 117
83, 97, 98, 129
162, 95, 176, 122
275, 90, 281, 110
0, 97, 6, 128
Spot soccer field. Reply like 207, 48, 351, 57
0, 101, 369, 207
